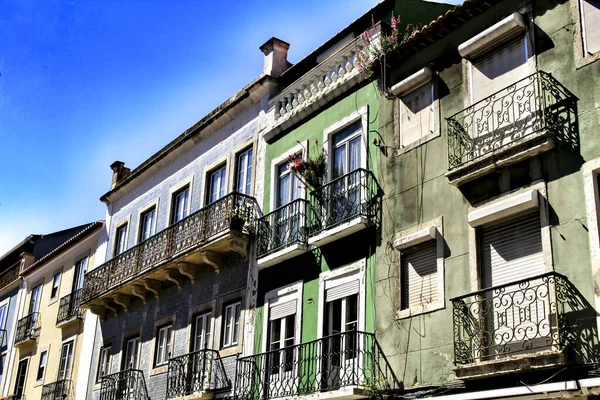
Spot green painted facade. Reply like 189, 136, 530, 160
375, 0, 600, 392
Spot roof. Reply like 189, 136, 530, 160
0, 235, 39, 268
100, 74, 276, 203
21, 221, 104, 276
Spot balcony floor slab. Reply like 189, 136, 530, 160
180, 391, 214, 400
308, 216, 368, 247
258, 243, 309, 269
56, 316, 82, 329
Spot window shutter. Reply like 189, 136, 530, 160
481, 211, 544, 288
402, 241, 438, 308
325, 279, 360, 302
582, 0, 600, 54
269, 299, 297, 321
400, 83, 434, 146
471, 37, 529, 104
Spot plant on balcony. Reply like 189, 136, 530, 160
288, 140, 327, 191
356, 13, 420, 81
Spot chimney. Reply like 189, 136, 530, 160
110, 161, 130, 189
260, 37, 292, 78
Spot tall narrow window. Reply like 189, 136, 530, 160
139, 206, 156, 242
73, 257, 87, 292
114, 224, 128, 256
236, 148, 253, 195
57, 341, 74, 380
123, 337, 140, 370
154, 324, 172, 367
222, 301, 241, 347
14, 359, 28, 399
36, 351, 48, 381
580, 0, 600, 55
192, 312, 212, 351
171, 186, 190, 224
29, 284, 42, 315
51, 273, 61, 299
0, 304, 7, 331
401, 242, 438, 310
332, 122, 362, 180
209, 166, 227, 204
96, 346, 111, 383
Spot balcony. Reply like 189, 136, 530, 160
14, 312, 39, 346
234, 331, 401, 400
0, 262, 20, 292
41, 379, 71, 400
56, 289, 83, 327
308, 169, 382, 247
452, 272, 573, 379
100, 369, 149, 400
82, 192, 261, 315
257, 199, 309, 268
166, 349, 230, 399
446, 71, 575, 185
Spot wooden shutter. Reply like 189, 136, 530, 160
582, 0, 600, 54
402, 241, 438, 308
471, 37, 529, 104
400, 83, 434, 146
480, 211, 544, 288
325, 279, 359, 302
270, 299, 297, 321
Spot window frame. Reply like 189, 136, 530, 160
261, 282, 303, 353
192, 311, 213, 352
57, 339, 75, 380
96, 345, 112, 384
170, 185, 191, 225
36, 350, 48, 382
269, 142, 307, 213
207, 164, 228, 205
138, 205, 157, 243
50, 272, 61, 300
573, 0, 600, 67
235, 146, 254, 196
113, 223, 129, 257
221, 300, 242, 348
154, 324, 173, 367
583, 159, 600, 295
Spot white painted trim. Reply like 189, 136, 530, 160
200, 156, 230, 207
425, 380, 577, 400
269, 141, 308, 213
317, 260, 366, 340
391, 67, 433, 97
135, 197, 160, 244
166, 174, 194, 224
323, 105, 369, 182
582, 157, 600, 338
467, 188, 540, 227
580, 377, 600, 388
112, 214, 132, 257
261, 281, 304, 353
467, 181, 553, 292
395, 217, 445, 319
458, 12, 527, 58
231, 138, 257, 196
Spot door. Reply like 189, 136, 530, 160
58, 341, 74, 381
123, 337, 140, 370
14, 359, 28, 400
330, 122, 362, 227
265, 297, 297, 398
120, 337, 140, 399
72, 258, 87, 315
322, 281, 359, 391
28, 285, 42, 335
275, 162, 302, 248
479, 211, 546, 359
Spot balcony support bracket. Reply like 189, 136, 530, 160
201, 250, 222, 273
88, 305, 107, 320
131, 285, 147, 304
165, 269, 184, 289
144, 279, 161, 299
113, 294, 131, 311
103, 299, 118, 317
177, 262, 197, 284
229, 237, 248, 261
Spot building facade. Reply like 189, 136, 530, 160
373, 0, 600, 397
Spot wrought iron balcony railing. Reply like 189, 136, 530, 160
82, 192, 261, 304
234, 331, 400, 400
257, 199, 309, 258
41, 379, 71, 400
166, 349, 230, 398
0, 262, 20, 291
14, 312, 39, 344
452, 272, 571, 365
100, 369, 149, 400
447, 71, 572, 169
56, 289, 83, 325
309, 168, 382, 237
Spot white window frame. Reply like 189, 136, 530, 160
574, 0, 600, 66
192, 311, 213, 351
154, 324, 173, 367
35, 350, 48, 382
57, 339, 75, 380
50, 272, 61, 300
114, 222, 129, 257
269, 141, 307, 213
122, 335, 141, 370
394, 217, 445, 319
222, 301, 241, 348
166, 176, 194, 225
323, 106, 369, 182
138, 199, 159, 243
97, 345, 112, 383
316, 259, 366, 340
261, 281, 303, 352
236, 147, 254, 196
583, 158, 600, 334
397, 83, 439, 153
467, 182, 553, 292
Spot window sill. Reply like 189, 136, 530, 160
396, 301, 445, 320
575, 51, 600, 69
34, 378, 44, 388
219, 344, 241, 358
48, 296, 59, 306
150, 365, 168, 376
396, 131, 440, 156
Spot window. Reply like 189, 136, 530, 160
400, 242, 438, 310
14, 359, 28, 398
122, 337, 140, 370
171, 186, 190, 224
580, 0, 600, 55
57, 341, 74, 380
209, 166, 227, 204
36, 351, 47, 381
154, 325, 172, 367
0, 304, 7, 344
277, 162, 301, 208
331, 122, 362, 180
96, 346, 111, 383
399, 82, 437, 148
50, 273, 61, 299
222, 301, 241, 347
73, 257, 87, 292
139, 206, 156, 242
192, 312, 212, 351
29, 284, 42, 315
236, 148, 253, 195
114, 224, 128, 256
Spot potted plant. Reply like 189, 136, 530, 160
287, 140, 327, 191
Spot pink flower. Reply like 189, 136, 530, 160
371, 15, 375, 27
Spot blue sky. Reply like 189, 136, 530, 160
0, 0, 456, 254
